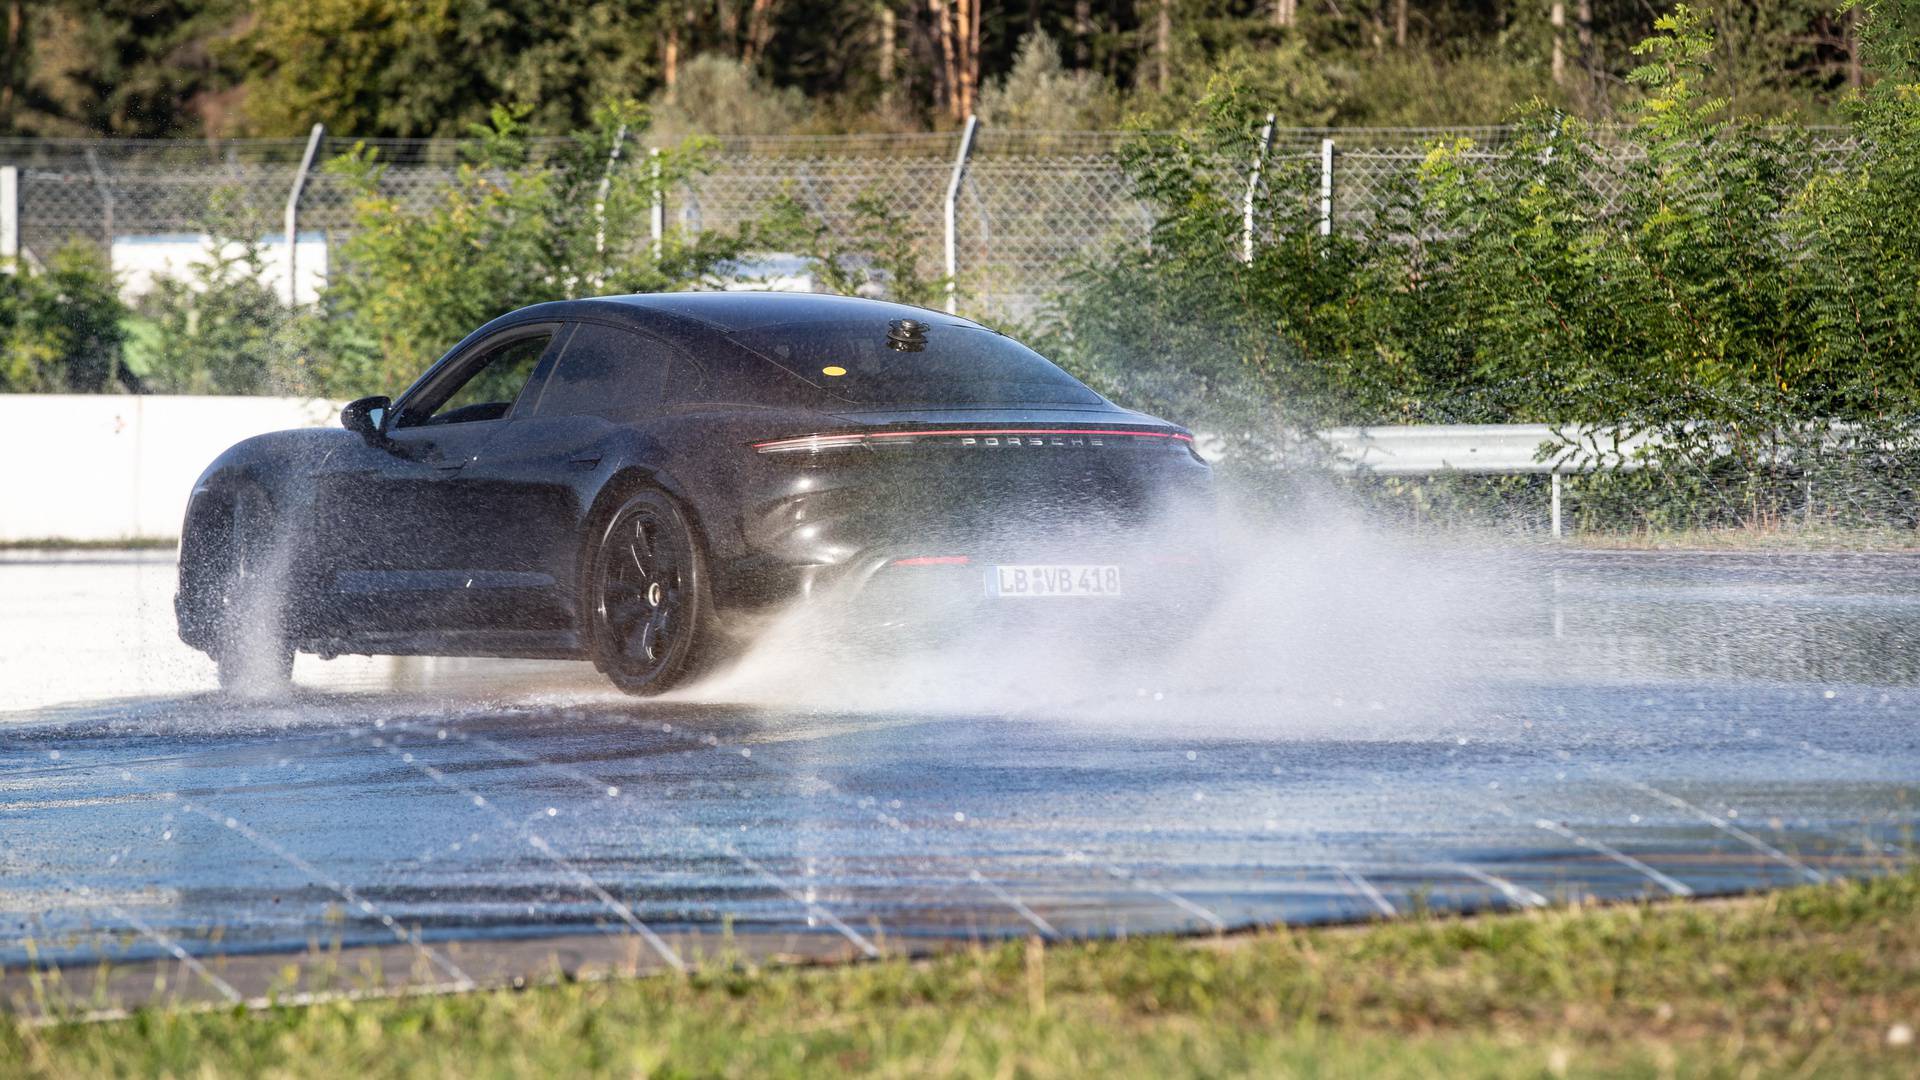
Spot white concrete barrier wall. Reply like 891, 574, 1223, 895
0, 395, 343, 542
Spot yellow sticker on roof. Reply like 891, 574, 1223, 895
821, 365, 847, 377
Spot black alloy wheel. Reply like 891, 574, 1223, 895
589, 489, 711, 695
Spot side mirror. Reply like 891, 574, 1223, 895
341, 395, 390, 442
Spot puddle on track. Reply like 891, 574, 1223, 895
2, 547, 1917, 1008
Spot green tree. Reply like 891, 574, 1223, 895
0, 243, 132, 392
132, 239, 298, 394
312, 101, 752, 395
239, 0, 658, 137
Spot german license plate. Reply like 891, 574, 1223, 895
986, 564, 1123, 598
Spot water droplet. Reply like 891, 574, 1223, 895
1185, 751, 1197, 761
472, 795, 486, 807
47, 750, 60, 760
401, 753, 414, 763
546, 807, 558, 817
224, 817, 237, 829
740, 748, 751, 758
953, 811, 967, 822
606, 786, 620, 797
1823, 690, 1837, 700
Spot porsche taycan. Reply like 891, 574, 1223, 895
176, 293, 1213, 694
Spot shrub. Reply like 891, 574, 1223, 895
978, 32, 1121, 130
315, 100, 753, 396
0, 243, 132, 394
1042, 3, 1920, 527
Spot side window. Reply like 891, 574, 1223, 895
663, 355, 709, 405
533, 323, 670, 420
399, 331, 554, 427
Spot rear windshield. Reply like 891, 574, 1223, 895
728, 319, 1104, 406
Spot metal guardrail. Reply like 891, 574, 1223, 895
1316, 424, 1658, 537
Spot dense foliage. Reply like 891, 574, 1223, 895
0, 244, 132, 394
1039, 2, 1920, 526
0, 2, 1890, 138
302, 102, 758, 396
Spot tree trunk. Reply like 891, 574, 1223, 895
1271, 0, 1295, 28
878, 3, 896, 108
1575, 0, 1604, 110
1550, 1, 1565, 86
966, 0, 981, 116
1846, 6, 1863, 89
663, 18, 680, 94
1155, 0, 1170, 93
1395, 0, 1408, 48
742, 0, 779, 66
931, 0, 959, 120
2, 0, 21, 132
1074, 0, 1092, 64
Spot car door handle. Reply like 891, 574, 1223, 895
569, 454, 603, 469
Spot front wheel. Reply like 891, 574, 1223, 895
588, 490, 714, 696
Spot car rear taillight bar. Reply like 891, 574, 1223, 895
752, 428, 1195, 454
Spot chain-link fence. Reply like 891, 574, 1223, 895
0, 125, 1864, 318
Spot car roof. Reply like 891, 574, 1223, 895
586, 292, 978, 334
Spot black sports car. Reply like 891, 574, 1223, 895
176, 293, 1213, 694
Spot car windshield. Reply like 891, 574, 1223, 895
728, 319, 1104, 406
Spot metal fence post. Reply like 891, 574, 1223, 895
943, 115, 979, 315
649, 148, 664, 257
1551, 471, 1564, 538
594, 123, 628, 260
83, 149, 114, 246
1242, 113, 1276, 264
283, 123, 326, 307
1318, 137, 1335, 237
0, 165, 17, 266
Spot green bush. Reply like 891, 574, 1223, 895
0, 243, 132, 394
313, 100, 754, 397
1041, 3, 1920, 528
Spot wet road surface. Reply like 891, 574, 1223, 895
3, 544, 1917, 1009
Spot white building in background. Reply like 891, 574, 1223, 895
110, 232, 328, 305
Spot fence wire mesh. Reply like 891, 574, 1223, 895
0, 126, 1865, 316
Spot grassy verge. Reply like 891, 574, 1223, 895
1570, 524, 1920, 552
0, 538, 177, 552
7, 870, 1919, 1078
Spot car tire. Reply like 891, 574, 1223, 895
588, 489, 715, 696
212, 488, 295, 696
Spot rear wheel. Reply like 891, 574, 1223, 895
588, 489, 713, 696
213, 489, 294, 696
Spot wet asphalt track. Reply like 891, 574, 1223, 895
2, 546, 1917, 1010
